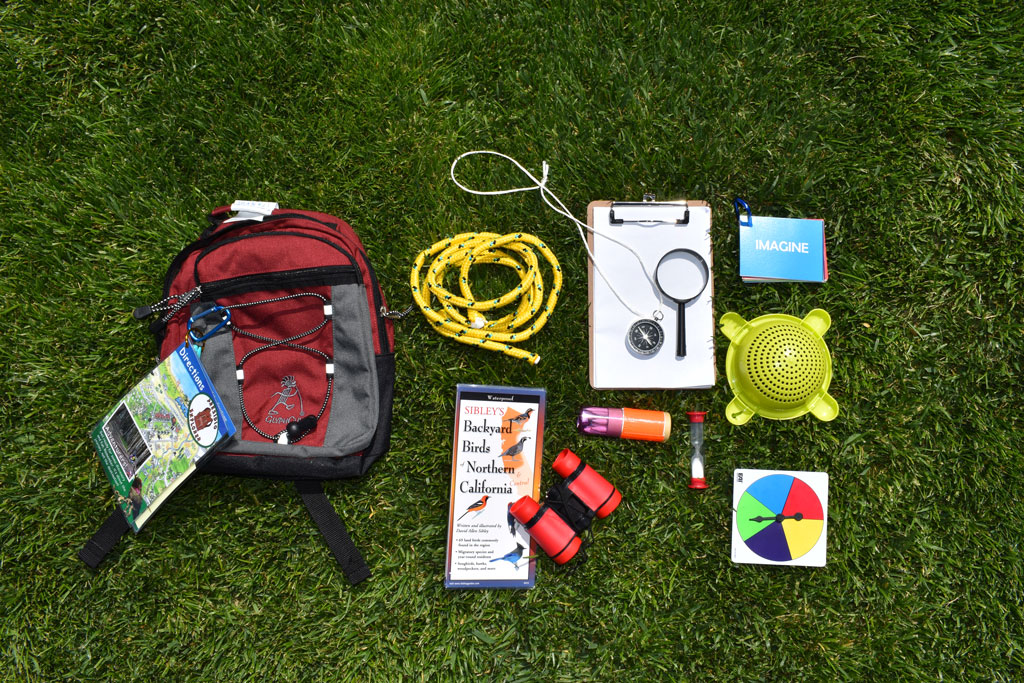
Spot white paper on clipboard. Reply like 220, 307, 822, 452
587, 200, 716, 390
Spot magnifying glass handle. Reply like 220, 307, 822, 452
676, 302, 686, 357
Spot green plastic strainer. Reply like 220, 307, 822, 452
720, 309, 839, 425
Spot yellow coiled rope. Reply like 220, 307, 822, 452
409, 232, 562, 365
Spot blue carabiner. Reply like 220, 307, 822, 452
188, 305, 231, 343
733, 198, 753, 227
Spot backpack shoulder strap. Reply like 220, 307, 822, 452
294, 480, 371, 585
79, 506, 131, 568
78, 486, 372, 583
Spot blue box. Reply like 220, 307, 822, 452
735, 199, 828, 283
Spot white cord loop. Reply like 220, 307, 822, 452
450, 151, 663, 318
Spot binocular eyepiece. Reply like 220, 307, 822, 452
510, 449, 621, 565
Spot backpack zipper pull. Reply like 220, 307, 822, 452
380, 304, 414, 320
134, 286, 203, 323
133, 304, 156, 320
134, 294, 180, 320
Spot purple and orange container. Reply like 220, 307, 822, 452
576, 406, 671, 442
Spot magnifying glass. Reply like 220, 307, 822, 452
654, 248, 709, 357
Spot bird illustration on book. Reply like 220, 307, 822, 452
496, 436, 530, 462
489, 542, 532, 568
457, 494, 490, 521
507, 503, 517, 536
505, 408, 534, 428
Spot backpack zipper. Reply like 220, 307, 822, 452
200, 265, 358, 299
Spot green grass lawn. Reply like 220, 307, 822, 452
2, 0, 1023, 679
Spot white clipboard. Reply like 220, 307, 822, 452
587, 199, 716, 390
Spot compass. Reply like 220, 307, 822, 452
627, 318, 665, 355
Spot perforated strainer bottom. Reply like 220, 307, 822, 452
743, 322, 827, 405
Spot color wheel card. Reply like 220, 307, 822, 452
731, 469, 828, 567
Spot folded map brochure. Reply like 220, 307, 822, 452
735, 198, 828, 283
91, 341, 235, 532
445, 385, 545, 589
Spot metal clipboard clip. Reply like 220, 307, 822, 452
608, 194, 690, 226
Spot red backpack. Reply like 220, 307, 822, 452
80, 204, 396, 584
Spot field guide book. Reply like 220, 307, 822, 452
445, 384, 545, 589
91, 341, 235, 532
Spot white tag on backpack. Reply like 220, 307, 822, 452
224, 200, 279, 223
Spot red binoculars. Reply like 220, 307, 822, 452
510, 449, 621, 565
